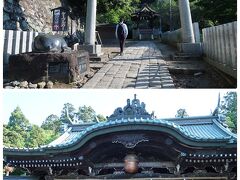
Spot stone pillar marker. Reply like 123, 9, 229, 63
85, 0, 97, 46
177, 0, 202, 55
178, 0, 195, 43
78, 0, 102, 58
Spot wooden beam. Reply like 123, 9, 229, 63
94, 162, 175, 169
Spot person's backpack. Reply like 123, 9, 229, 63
117, 23, 125, 38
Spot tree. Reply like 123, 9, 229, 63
3, 125, 25, 148
41, 114, 61, 134
150, 0, 180, 31
60, 103, 106, 124
4, 107, 31, 148
60, 103, 77, 124
220, 92, 237, 133
97, 114, 107, 122
66, 0, 141, 24
8, 106, 30, 129
26, 125, 46, 147
175, 108, 189, 118
97, 0, 143, 24
77, 105, 97, 123
3, 104, 107, 149
189, 0, 237, 26
4, 107, 61, 148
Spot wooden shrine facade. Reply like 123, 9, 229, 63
131, 4, 161, 40
3, 95, 237, 179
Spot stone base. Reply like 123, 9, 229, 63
8, 51, 90, 83
177, 43, 202, 55
78, 44, 102, 57
139, 34, 154, 40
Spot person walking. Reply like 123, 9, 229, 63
115, 18, 128, 56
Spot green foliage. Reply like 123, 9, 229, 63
4, 103, 106, 148
97, 0, 141, 23
4, 107, 31, 148
189, 0, 237, 26
41, 114, 61, 133
67, 0, 141, 24
150, 0, 180, 31
26, 125, 46, 147
59, 103, 106, 124
43, 130, 61, 144
3, 125, 25, 148
66, 0, 236, 29
150, 0, 236, 30
175, 108, 189, 118
60, 103, 76, 124
97, 114, 107, 122
77, 105, 97, 123
8, 106, 30, 129
98, 9, 123, 24
3, 107, 60, 148
220, 92, 237, 133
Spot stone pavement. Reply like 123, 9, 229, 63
82, 41, 175, 89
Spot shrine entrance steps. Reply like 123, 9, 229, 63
82, 41, 175, 89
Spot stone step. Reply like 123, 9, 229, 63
167, 61, 202, 65
175, 52, 199, 56
171, 55, 202, 61
168, 65, 205, 75
167, 61, 206, 75
90, 55, 102, 61
89, 62, 105, 69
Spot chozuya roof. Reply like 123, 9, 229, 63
4, 95, 237, 154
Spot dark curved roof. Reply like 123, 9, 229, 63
132, 4, 159, 15
49, 116, 236, 145
3, 116, 236, 155
131, 3, 160, 21
3, 95, 237, 155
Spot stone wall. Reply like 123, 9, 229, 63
202, 21, 237, 78
161, 29, 182, 47
161, 22, 200, 47
3, 0, 62, 32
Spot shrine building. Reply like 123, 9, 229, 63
131, 3, 161, 40
3, 95, 237, 179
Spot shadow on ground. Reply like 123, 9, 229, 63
154, 41, 237, 88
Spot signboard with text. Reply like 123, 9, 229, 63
52, 7, 68, 31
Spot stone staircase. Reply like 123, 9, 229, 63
167, 52, 205, 75
170, 52, 202, 61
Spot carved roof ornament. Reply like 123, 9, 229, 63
112, 134, 149, 149
65, 106, 80, 124
65, 108, 100, 125
108, 94, 154, 121
212, 93, 220, 116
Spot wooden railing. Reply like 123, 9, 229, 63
95, 31, 102, 45
3, 30, 40, 66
